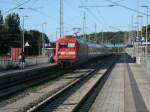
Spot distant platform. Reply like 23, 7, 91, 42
105, 44, 125, 48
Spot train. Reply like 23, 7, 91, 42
53, 36, 111, 67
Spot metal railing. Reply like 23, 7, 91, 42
0, 56, 49, 70
25, 56, 49, 66
137, 46, 150, 74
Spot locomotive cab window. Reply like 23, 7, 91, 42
59, 43, 75, 48
68, 43, 75, 48
60, 43, 68, 48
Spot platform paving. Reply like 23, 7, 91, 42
89, 53, 150, 112
0, 63, 56, 77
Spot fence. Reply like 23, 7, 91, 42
25, 56, 49, 66
140, 53, 150, 75
132, 46, 150, 75
0, 56, 49, 70
125, 47, 150, 74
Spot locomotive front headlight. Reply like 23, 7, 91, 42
58, 52, 61, 55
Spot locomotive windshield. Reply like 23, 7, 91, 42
60, 43, 68, 48
59, 43, 75, 48
68, 43, 75, 48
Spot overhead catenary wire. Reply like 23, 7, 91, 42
105, 0, 150, 17
3, 0, 33, 15
85, 8, 110, 31
2, 0, 72, 29
9, 0, 77, 32
13, 0, 40, 8
115, 0, 126, 3
96, 8, 127, 32
79, 1, 136, 32
13, 0, 75, 28
63, 0, 85, 29
2, 0, 79, 41
79, 0, 112, 31
43, 0, 78, 29
3, 0, 131, 38
95, 8, 112, 31
44, 0, 81, 35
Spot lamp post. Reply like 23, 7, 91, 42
83, 11, 86, 41
141, 6, 149, 57
134, 21, 139, 57
137, 15, 143, 37
134, 22, 138, 40
56, 30, 58, 41
137, 15, 144, 56
60, 0, 64, 38
22, 15, 28, 53
42, 22, 47, 56
18, 8, 28, 53
133, 25, 137, 58
101, 29, 104, 44
56, 28, 60, 40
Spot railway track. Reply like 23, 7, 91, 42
0, 56, 108, 103
27, 55, 118, 112
0, 67, 67, 101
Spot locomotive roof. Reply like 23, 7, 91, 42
57, 37, 78, 43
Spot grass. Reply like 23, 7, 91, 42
112, 47, 124, 53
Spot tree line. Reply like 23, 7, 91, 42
78, 31, 125, 45
78, 25, 150, 45
0, 11, 49, 55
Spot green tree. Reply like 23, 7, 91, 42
0, 10, 4, 32
24, 30, 50, 55
4, 13, 20, 33
0, 10, 3, 25
0, 12, 50, 55
0, 13, 21, 54
142, 25, 150, 41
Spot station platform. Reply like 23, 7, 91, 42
0, 63, 56, 78
89, 53, 150, 112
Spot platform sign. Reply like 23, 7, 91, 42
135, 36, 139, 42
142, 42, 150, 45
135, 36, 145, 42
141, 37, 145, 42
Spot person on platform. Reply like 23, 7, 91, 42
19, 53, 22, 68
19, 52, 25, 69
49, 53, 54, 63
21, 52, 25, 68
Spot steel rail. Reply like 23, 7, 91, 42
27, 55, 118, 112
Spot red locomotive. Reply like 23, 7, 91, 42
53, 36, 111, 67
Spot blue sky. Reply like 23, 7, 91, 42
0, 0, 150, 41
